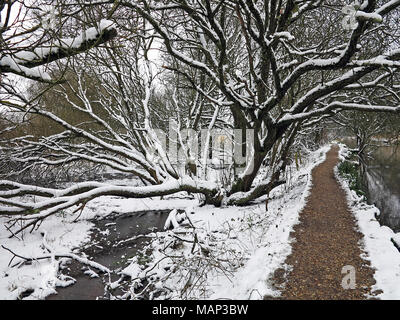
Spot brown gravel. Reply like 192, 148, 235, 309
268, 145, 377, 300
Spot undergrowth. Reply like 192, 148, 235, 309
337, 160, 365, 197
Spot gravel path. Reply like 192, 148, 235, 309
270, 145, 377, 299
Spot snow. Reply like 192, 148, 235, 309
274, 31, 294, 41
110, 145, 331, 300
19, 19, 114, 60
0, 19, 114, 81
0, 145, 331, 300
121, 258, 143, 279
208, 146, 330, 299
7, 143, 400, 300
0, 56, 51, 81
0, 215, 92, 299
75, 196, 197, 221
164, 209, 186, 230
47, 19, 114, 52
84, 269, 99, 279
336, 144, 400, 299
355, 11, 382, 23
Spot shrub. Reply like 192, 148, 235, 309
338, 161, 365, 197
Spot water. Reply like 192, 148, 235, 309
341, 138, 400, 231
363, 145, 400, 232
46, 209, 171, 300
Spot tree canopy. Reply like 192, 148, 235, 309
1, 0, 400, 235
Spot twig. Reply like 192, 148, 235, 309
1, 245, 111, 273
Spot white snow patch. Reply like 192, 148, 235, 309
0, 215, 92, 300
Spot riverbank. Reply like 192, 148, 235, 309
336, 144, 400, 299
0, 145, 330, 300
271, 145, 376, 299
4, 143, 399, 300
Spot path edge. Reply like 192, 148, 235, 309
334, 143, 400, 299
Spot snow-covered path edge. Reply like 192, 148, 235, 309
209, 144, 331, 299
335, 143, 400, 299
114, 145, 331, 300
0, 144, 331, 300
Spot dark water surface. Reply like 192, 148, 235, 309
363, 145, 400, 232
46, 210, 170, 300
341, 139, 400, 232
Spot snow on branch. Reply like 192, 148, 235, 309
278, 102, 400, 125
0, 177, 218, 236
1, 245, 111, 274
355, 11, 382, 23
0, 19, 117, 81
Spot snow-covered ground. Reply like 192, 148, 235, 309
0, 145, 330, 300
3, 143, 400, 300
0, 216, 92, 299
123, 145, 330, 300
336, 143, 400, 299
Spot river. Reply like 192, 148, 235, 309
46, 209, 170, 300
45, 142, 400, 299
363, 144, 400, 232
341, 138, 400, 232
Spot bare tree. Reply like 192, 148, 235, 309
2, 0, 400, 235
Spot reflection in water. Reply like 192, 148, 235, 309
362, 145, 400, 232
47, 210, 170, 300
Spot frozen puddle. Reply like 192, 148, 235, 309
46, 210, 171, 300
